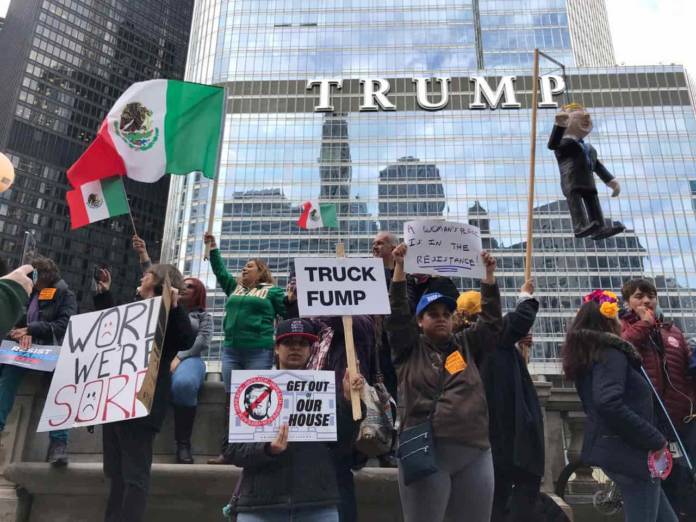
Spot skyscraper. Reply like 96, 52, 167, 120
0, 0, 193, 304
166, 0, 696, 368
378, 156, 446, 234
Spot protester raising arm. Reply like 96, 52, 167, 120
384, 243, 420, 365
132, 235, 152, 271
497, 279, 538, 350
451, 252, 502, 364
204, 233, 237, 294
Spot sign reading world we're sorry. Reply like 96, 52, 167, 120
295, 257, 391, 317
37, 297, 167, 431
229, 370, 337, 443
404, 220, 484, 279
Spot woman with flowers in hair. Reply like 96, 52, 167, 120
562, 290, 677, 522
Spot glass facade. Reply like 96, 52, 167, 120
0, 0, 193, 304
166, 1, 696, 374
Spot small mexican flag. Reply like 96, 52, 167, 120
66, 176, 130, 229
297, 201, 338, 230
67, 80, 225, 186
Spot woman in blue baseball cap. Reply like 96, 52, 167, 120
385, 243, 502, 522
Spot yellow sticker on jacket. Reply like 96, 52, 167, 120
445, 351, 467, 375
38, 288, 57, 301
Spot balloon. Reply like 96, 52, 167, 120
0, 153, 14, 193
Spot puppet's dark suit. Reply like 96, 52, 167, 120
548, 125, 623, 239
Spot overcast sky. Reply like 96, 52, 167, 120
0, 0, 694, 73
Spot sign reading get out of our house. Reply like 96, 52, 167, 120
307, 75, 566, 112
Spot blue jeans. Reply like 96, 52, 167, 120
221, 347, 274, 393
0, 364, 67, 442
605, 471, 677, 522
237, 506, 339, 522
170, 356, 206, 407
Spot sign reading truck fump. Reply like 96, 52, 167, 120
38, 297, 167, 431
295, 257, 391, 317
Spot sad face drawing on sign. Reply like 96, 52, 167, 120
76, 380, 104, 422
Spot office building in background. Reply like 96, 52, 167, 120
0, 0, 193, 304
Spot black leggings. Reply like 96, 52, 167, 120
103, 421, 156, 522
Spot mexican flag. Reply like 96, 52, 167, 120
297, 201, 338, 229
67, 80, 225, 186
66, 176, 130, 229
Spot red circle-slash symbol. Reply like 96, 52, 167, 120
233, 376, 283, 427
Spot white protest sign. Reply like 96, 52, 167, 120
404, 220, 484, 278
295, 257, 391, 316
229, 370, 337, 443
37, 297, 165, 431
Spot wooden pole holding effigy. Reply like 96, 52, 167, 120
523, 49, 541, 364
336, 242, 363, 421
204, 86, 229, 260
525, 48, 540, 283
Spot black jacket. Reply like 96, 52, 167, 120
225, 395, 359, 512
574, 330, 666, 480
94, 291, 194, 431
548, 125, 614, 196
17, 279, 77, 345
481, 297, 544, 477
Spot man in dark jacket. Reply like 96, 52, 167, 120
620, 278, 696, 520
548, 103, 624, 240
5, 256, 77, 465
480, 281, 544, 522
371, 231, 398, 404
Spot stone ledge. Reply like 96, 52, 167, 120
5, 463, 403, 522
5, 462, 400, 497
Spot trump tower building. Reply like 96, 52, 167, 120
162, 0, 696, 377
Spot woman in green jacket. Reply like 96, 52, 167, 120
204, 233, 289, 463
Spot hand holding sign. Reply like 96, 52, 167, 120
392, 243, 407, 266
9, 327, 29, 341
342, 369, 365, 403
521, 278, 535, 295
481, 251, 497, 284
269, 424, 289, 455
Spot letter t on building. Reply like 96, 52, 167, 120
307, 79, 343, 112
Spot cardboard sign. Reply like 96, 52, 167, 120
229, 370, 337, 443
404, 220, 484, 278
294, 257, 391, 317
0, 341, 60, 372
37, 296, 167, 431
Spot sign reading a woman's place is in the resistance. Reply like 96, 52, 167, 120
229, 370, 337, 443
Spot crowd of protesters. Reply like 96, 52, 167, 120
2, 229, 696, 522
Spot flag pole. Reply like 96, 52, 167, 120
122, 181, 139, 238
205, 86, 228, 260
128, 208, 139, 238
523, 49, 541, 366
